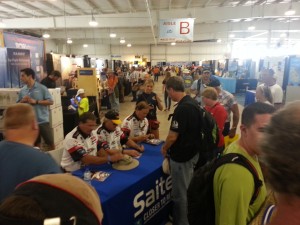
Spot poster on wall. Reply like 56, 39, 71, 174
7, 48, 31, 88
0, 48, 8, 88
159, 18, 194, 43
3, 32, 44, 82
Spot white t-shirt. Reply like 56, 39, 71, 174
121, 114, 149, 138
61, 127, 98, 172
259, 83, 283, 104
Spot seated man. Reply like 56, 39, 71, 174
61, 112, 123, 172
96, 110, 144, 158
121, 101, 155, 143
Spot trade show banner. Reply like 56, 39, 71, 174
0, 48, 7, 88
3, 32, 44, 82
7, 48, 30, 88
159, 18, 194, 43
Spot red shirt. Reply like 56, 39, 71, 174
205, 102, 227, 147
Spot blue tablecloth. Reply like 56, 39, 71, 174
73, 143, 171, 225
244, 90, 256, 106
215, 76, 237, 93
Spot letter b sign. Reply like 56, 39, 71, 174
180, 22, 190, 34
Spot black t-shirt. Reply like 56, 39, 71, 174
41, 76, 56, 88
169, 95, 202, 162
137, 92, 158, 120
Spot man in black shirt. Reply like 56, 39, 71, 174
161, 76, 202, 225
41, 70, 61, 88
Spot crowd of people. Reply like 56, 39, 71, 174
0, 64, 297, 225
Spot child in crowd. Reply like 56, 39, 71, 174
136, 79, 163, 138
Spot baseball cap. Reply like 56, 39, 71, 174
202, 68, 211, 73
75, 88, 85, 97
207, 78, 221, 87
105, 110, 122, 125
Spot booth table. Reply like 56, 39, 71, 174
244, 90, 256, 106
216, 76, 237, 93
73, 143, 172, 225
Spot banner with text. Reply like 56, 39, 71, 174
159, 18, 194, 43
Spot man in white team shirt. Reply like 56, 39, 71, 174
61, 112, 123, 172
259, 68, 283, 110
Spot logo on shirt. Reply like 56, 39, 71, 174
171, 120, 178, 129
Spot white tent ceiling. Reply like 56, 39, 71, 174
0, 0, 299, 46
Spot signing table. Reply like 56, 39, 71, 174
73, 143, 172, 225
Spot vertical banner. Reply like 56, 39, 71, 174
7, 48, 30, 88
159, 18, 194, 43
3, 32, 44, 82
0, 48, 7, 88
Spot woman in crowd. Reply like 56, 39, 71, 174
136, 79, 163, 138
121, 101, 155, 143
202, 87, 227, 158
162, 71, 172, 111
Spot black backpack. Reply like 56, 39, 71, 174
183, 102, 219, 167
187, 153, 263, 225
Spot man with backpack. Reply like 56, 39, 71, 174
161, 76, 202, 225
191, 68, 219, 105
214, 102, 275, 225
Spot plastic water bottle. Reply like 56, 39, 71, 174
83, 168, 92, 184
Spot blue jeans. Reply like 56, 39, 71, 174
170, 153, 199, 225
109, 92, 119, 110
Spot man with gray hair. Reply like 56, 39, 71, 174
260, 101, 300, 225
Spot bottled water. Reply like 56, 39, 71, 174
83, 168, 92, 184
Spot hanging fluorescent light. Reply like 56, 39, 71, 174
217, 39, 222, 43
248, 26, 256, 30
229, 34, 235, 38
127, 43, 131, 47
67, 38, 73, 44
0, 19, 6, 28
110, 33, 116, 38
89, 13, 98, 27
42, 33, 50, 38
285, 9, 295, 16
171, 42, 176, 46
280, 33, 287, 38
120, 38, 125, 44
83, 44, 88, 48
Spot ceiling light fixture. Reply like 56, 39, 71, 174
217, 39, 222, 43
171, 42, 176, 46
120, 38, 125, 44
248, 26, 256, 30
280, 33, 287, 38
0, 19, 6, 28
89, 11, 98, 27
229, 34, 235, 38
127, 43, 132, 47
42, 33, 50, 38
83, 44, 88, 48
67, 38, 72, 44
285, 0, 296, 16
110, 33, 116, 38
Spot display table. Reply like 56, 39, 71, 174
215, 76, 237, 93
73, 143, 171, 225
244, 90, 256, 106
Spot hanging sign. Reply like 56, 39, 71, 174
159, 18, 194, 43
